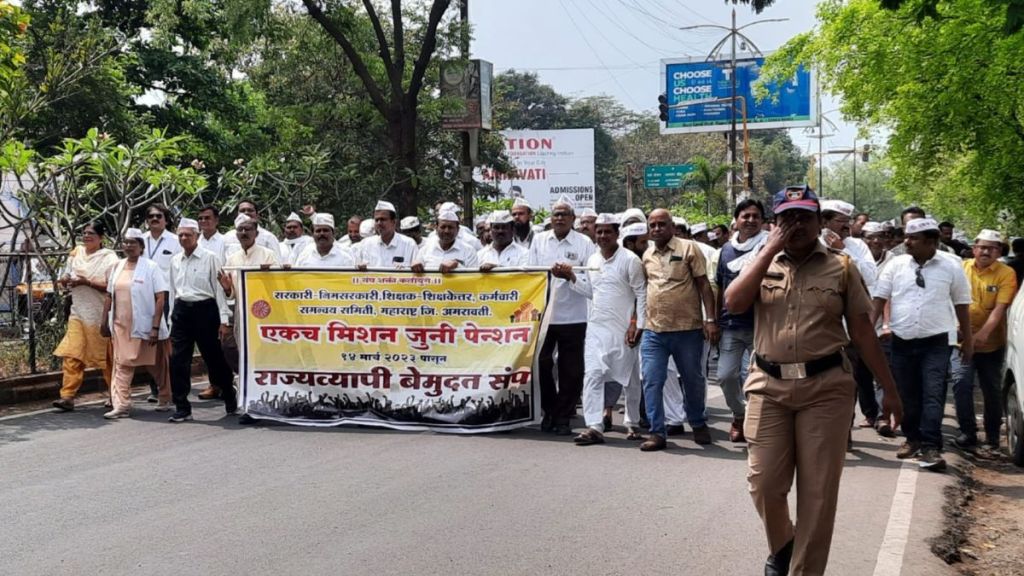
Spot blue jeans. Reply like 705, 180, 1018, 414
717, 327, 753, 419
641, 329, 706, 436
951, 348, 1005, 445
890, 335, 951, 449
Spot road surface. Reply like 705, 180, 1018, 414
0, 384, 958, 575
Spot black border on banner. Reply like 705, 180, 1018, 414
237, 268, 552, 433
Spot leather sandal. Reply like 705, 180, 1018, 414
573, 428, 605, 446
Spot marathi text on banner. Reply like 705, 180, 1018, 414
239, 270, 550, 432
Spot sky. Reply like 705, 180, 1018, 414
471, 0, 863, 166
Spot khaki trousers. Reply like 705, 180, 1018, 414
744, 362, 855, 576
145, 339, 172, 404
110, 363, 136, 412
58, 345, 113, 400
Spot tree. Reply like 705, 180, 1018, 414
763, 0, 1024, 232
286, 0, 455, 216
683, 156, 730, 217
822, 156, 902, 222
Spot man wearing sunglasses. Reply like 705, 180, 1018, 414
141, 203, 181, 409
871, 217, 972, 471
725, 184, 901, 576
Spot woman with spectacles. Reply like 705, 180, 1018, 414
52, 222, 120, 412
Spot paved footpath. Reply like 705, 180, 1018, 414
0, 384, 959, 576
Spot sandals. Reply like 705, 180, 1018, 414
573, 428, 605, 446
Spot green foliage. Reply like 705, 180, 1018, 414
764, 0, 1024, 232
821, 155, 902, 222
1, 128, 205, 250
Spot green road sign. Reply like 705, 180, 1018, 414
643, 164, 694, 188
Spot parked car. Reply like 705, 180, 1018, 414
1003, 287, 1024, 466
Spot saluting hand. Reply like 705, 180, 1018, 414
762, 219, 795, 257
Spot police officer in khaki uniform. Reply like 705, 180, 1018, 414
724, 185, 903, 576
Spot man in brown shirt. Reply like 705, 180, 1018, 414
638, 208, 719, 451
724, 185, 902, 576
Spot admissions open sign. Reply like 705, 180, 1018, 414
478, 129, 596, 212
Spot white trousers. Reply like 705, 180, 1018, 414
583, 369, 641, 431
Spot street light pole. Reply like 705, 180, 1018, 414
679, 13, 788, 205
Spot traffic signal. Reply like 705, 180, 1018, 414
745, 161, 754, 189
861, 143, 871, 162
658, 94, 669, 122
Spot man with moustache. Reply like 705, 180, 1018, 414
223, 199, 281, 257
715, 198, 768, 442
511, 196, 535, 247
478, 211, 528, 270
725, 185, 902, 576
413, 209, 479, 272
553, 215, 646, 445
279, 212, 313, 266
576, 208, 598, 242
338, 216, 363, 248
951, 229, 1017, 450
357, 201, 418, 270
293, 214, 355, 268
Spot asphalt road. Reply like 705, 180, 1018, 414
0, 384, 960, 576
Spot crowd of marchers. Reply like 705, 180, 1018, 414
45, 186, 1020, 576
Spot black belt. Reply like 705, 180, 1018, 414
173, 298, 216, 308
755, 351, 844, 380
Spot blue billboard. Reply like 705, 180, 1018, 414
660, 54, 815, 134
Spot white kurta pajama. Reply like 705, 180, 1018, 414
570, 246, 647, 431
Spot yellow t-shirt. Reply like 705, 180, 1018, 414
963, 259, 1017, 352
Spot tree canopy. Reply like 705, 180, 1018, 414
765, 0, 1024, 232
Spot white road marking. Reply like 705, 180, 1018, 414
872, 461, 919, 576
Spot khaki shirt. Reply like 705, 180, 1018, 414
642, 237, 707, 332
754, 243, 872, 364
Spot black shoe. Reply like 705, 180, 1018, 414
602, 414, 613, 431
553, 424, 573, 436
238, 413, 256, 425
224, 399, 238, 415
540, 414, 555, 433
666, 424, 687, 436
765, 538, 793, 576
168, 411, 193, 423
953, 433, 978, 449
692, 424, 712, 445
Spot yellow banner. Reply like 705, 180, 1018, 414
238, 270, 550, 432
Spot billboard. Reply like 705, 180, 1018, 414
478, 129, 596, 212
660, 53, 815, 134
440, 59, 493, 131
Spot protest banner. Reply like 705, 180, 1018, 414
238, 269, 550, 433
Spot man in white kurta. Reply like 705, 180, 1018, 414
293, 214, 355, 268
553, 215, 647, 445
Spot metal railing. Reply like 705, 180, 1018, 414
0, 250, 68, 377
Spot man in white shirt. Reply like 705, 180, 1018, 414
279, 212, 313, 266
554, 216, 647, 445
820, 200, 877, 287
197, 205, 227, 261
528, 195, 596, 434
293, 214, 355, 268
427, 201, 483, 251
167, 218, 236, 423
216, 214, 280, 410
863, 221, 898, 435
337, 216, 363, 248
400, 216, 424, 247
478, 211, 528, 270
576, 208, 598, 242
142, 203, 180, 407
357, 201, 418, 269
511, 196, 535, 248
871, 217, 973, 472
413, 210, 479, 272
223, 199, 281, 257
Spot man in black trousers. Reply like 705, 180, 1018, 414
166, 217, 236, 422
